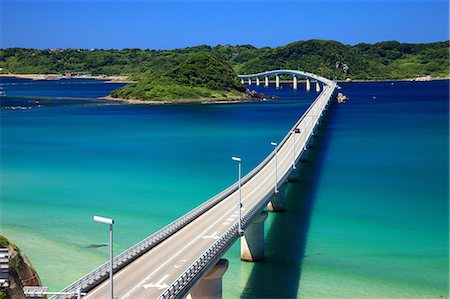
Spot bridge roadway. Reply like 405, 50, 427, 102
54, 72, 337, 299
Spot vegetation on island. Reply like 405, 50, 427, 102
110, 51, 245, 101
0, 40, 448, 101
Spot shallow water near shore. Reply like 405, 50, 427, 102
1, 78, 448, 298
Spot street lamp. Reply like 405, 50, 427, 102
293, 128, 301, 170
271, 142, 279, 193
93, 215, 115, 299
232, 156, 244, 237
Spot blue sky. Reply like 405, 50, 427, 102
1, 0, 449, 49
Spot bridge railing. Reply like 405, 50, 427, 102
52, 76, 335, 299
159, 82, 336, 299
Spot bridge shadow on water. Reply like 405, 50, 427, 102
240, 107, 335, 299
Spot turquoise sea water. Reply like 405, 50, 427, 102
0, 78, 448, 298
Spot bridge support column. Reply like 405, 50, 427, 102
240, 78, 244, 84
268, 184, 286, 212
241, 211, 268, 262
288, 168, 299, 182
189, 259, 229, 299
293, 76, 298, 90
256, 77, 260, 86
265, 76, 269, 87
275, 75, 280, 88
248, 78, 252, 85
306, 78, 311, 91
315, 81, 321, 92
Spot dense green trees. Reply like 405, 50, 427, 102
216, 40, 449, 80
110, 51, 245, 101
1, 40, 448, 80
1, 40, 448, 100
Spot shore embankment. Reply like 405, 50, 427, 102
0, 73, 135, 83
337, 75, 450, 83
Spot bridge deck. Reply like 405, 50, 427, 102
53, 73, 336, 299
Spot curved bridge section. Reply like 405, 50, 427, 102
238, 69, 334, 86
238, 69, 334, 91
52, 71, 337, 299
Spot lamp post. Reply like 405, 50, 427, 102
232, 156, 244, 237
271, 142, 279, 193
93, 215, 114, 299
293, 128, 301, 170
292, 128, 300, 170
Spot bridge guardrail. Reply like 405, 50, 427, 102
52, 75, 335, 299
159, 81, 336, 298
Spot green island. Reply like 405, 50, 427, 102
0, 40, 448, 102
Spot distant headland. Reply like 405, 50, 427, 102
1, 39, 448, 102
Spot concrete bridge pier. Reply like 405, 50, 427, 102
240, 78, 244, 85
315, 81, 321, 92
256, 77, 260, 86
275, 75, 280, 88
293, 76, 298, 90
268, 184, 287, 212
288, 167, 299, 182
248, 78, 252, 85
241, 211, 268, 262
188, 259, 229, 299
306, 78, 311, 91
265, 76, 269, 87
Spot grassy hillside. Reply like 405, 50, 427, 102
110, 51, 246, 101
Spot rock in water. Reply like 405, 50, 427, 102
0, 235, 42, 299
414, 75, 432, 81
336, 92, 348, 103
241, 89, 265, 101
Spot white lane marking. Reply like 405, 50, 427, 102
143, 274, 169, 290
174, 259, 186, 269
201, 231, 220, 239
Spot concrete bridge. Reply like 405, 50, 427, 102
51, 71, 337, 299
238, 69, 334, 92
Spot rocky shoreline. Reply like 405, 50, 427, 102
339, 75, 449, 83
101, 89, 267, 105
0, 236, 42, 299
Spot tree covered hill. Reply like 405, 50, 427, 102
214, 40, 449, 80
0, 40, 448, 100
110, 51, 246, 101
1, 40, 448, 81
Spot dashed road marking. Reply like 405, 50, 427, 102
201, 231, 220, 239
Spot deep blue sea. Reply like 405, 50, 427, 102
0, 77, 448, 298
